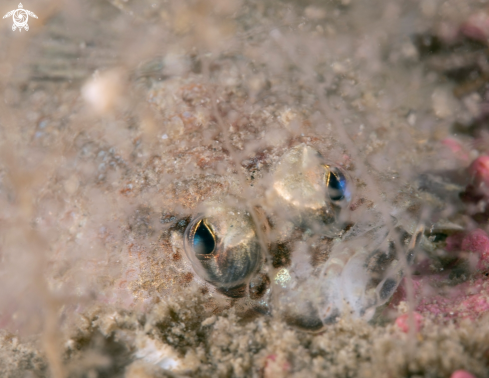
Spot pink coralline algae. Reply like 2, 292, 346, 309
441, 138, 470, 161
450, 370, 477, 378
461, 229, 489, 270
462, 155, 489, 203
469, 155, 489, 187
388, 153, 489, 321
263, 354, 291, 378
389, 226, 489, 320
390, 276, 489, 320
461, 10, 489, 43
446, 229, 489, 271
395, 312, 423, 333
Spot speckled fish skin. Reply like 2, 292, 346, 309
265, 145, 425, 329
177, 142, 424, 332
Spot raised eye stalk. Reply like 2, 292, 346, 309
268, 144, 353, 237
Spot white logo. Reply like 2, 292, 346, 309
3, 3, 37, 32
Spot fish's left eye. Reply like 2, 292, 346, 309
325, 166, 350, 203
183, 206, 263, 296
192, 219, 216, 258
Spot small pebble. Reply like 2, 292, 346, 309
450, 370, 476, 378
395, 312, 423, 333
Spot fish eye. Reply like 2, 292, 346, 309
269, 145, 353, 237
183, 207, 262, 296
192, 219, 216, 258
325, 166, 350, 203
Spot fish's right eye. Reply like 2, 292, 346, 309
325, 166, 350, 203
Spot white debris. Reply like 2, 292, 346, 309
432, 87, 457, 119
135, 337, 181, 371
82, 69, 126, 114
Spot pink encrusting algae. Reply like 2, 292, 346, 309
462, 155, 489, 203
461, 11, 489, 42
450, 370, 477, 378
263, 354, 292, 378
390, 275, 489, 320
446, 228, 489, 271
468, 155, 489, 187
461, 229, 489, 270
390, 224, 489, 319
441, 138, 470, 161
389, 152, 489, 321
395, 312, 424, 333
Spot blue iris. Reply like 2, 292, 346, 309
327, 168, 348, 201
193, 220, 215, 255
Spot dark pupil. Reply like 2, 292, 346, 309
327, 169, 346, 201
430, 232, 447, 243
193, 220, 215, 256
